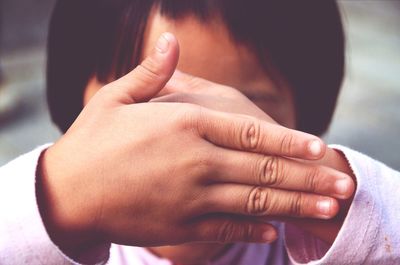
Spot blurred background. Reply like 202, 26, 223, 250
0, 0, 399, 169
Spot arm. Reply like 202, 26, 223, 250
6, 33, 344, 264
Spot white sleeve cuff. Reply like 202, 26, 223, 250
0, 145, 110, 265
284, 145, 384, 264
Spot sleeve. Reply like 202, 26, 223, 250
284, 145, 400, 265
0, 145, 110, 265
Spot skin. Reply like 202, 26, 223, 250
39, 32, 355, 262
82, 12, 356, 265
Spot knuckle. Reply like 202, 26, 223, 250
173, 93, 196, 104
97, 83, 116, 98
191, 147, 214, 173
279, 133, 294, 154
258, 156, 283, 186
240, 119, 261, 150
217, 221, 237, 243
181, 73, 211, 93
289, 193, 304, 217
137, 59, 163, 82
174, 104, 203, 131
91, 86, 120, 107
246, 187, 271, 215
304, 167, 319, 192
189, 107, 204, 134
189, 106, 210, 137
241, 223, 255, 242
185, 74, 203, 90
94, 85, 112, 100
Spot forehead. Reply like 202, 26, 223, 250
141, 11, 279, 95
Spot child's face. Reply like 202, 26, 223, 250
84, 11, 296, 129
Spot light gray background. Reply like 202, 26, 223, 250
0, 1, 399, 169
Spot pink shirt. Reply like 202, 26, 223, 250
1, 145, 399, 264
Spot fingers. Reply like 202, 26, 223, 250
191, 215, 278, 243
206, 184, 339, 219
105, 32, 180, 103
162, 70, 243, 99
164, 70, 215, 94
208, 148, 354, 199
194, 108, 326, 160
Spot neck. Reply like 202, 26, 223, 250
148, 243, 231, 265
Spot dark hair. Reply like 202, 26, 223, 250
47, 0, 345, 135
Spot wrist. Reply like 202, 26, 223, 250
36, 144, 104, 258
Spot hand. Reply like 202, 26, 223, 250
154, 70, 356, 244
157, 70, 274, 121
36, 33, 347, 259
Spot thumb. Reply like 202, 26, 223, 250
108, 32, 179, 103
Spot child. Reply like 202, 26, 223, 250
43, 0, 398, 264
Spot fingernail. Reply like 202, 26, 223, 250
308, 140, 322, 157
335, 178, 351, 196
317, 199, 332, 217
262, 230, 277, 242
156, 33, 171, 53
